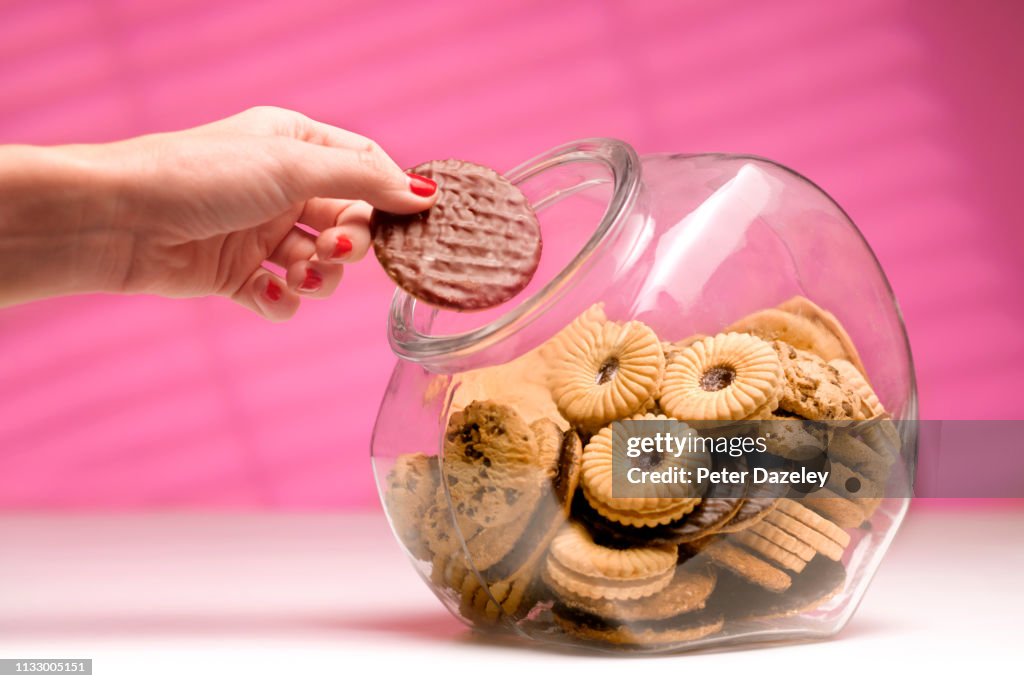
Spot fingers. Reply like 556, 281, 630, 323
285, 112, 383, 152
215, 107, 379, 151
222, 106, 394, 159
232, 259, 343, 320
298, 198, 373, 264
276, 138, 438, 215
232, 268, 300, 322
312, 201, 374, 264
213, 107, 439, 213
299, 198, 374, 264
267, 225, 318, 267
297, 197, 356, 232
285, 259, 344, 299
239, 219, 349, 320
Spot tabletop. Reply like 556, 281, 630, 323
1, 506, 1020, 687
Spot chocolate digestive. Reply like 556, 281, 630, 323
370, 159, 542, 311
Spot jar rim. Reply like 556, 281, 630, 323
387, 138, 641, 367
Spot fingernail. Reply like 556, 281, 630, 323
299, 268, 323, 293
264, 280, 282, 302
408, 172, 437, 197
331, 235, 353, 260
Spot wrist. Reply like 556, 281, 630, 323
0, 144, 132, 305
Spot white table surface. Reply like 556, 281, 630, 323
1, 507, 1020, 687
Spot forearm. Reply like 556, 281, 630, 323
0, 144, 130, 307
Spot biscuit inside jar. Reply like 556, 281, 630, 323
631, 446, 665, 470
659, 332, 784, 422
579, 417, 707, 528
700, 365, 735, 392
548, 316, 665, 432
595, 357, 620, 385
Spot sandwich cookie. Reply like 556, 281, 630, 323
660, 333, 783, 422
543, 522, 677, 601
547, 315, 665, 433
709, 556, 847, 624
579, 415, 708, 528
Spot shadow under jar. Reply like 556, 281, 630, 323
371, 139, 916, 654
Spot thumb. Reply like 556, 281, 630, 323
276, 138, 438, 214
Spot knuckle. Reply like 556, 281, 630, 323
356, 141, 385, 169
355, 142, 400, 189
241, 106, 306, 135
245, 105, 287, 120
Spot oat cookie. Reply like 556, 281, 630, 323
828, 428, 894, 486
777, 296, 866, 376
726, 307, 842, 363
433, 428, 584, 624
698, 540, 792, 592
435, 554, 536, 626
423, 484, 477, 561
761, 419, 826, 462
773, 341, 862, 420
459, 419, 562, 570
384, 453, 440, 561
830, 358, 884, 419
775, 499, 851, 557
442, 401, 549, 534
764, 509, 846, 561
826, 461, 880, 501
734, 530, 808, 573
802, 488, 867, 529
749, 520, 816, 562
823, 458, 880, 518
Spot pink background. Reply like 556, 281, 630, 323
1, 0, 1022, 509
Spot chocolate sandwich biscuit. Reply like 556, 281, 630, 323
370, 159, 542, 311
709, 556, 847, 623
551, 604, 724, 650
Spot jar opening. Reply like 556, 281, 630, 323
388, 138, 641, 372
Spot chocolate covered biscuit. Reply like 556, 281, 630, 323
371, 159, 541, 311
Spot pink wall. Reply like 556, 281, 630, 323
1, 0, 1022, 509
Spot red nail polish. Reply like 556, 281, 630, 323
332, 235, 353, 259
299, 268, 323, 292
265, 280, 282, 302
408, 172, 437, 197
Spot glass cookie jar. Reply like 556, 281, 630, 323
371, 139, 916, 653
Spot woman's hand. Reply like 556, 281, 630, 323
0, 106, 437, 320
